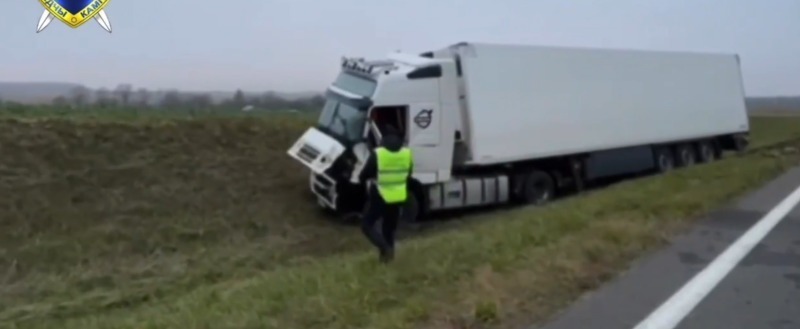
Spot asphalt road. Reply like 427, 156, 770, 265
535, 166, 800, 329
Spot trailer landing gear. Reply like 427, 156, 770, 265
571, 157, 585, 193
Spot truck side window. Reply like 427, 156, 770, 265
371, 106, 408, 142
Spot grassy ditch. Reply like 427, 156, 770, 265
748, 116, 800, 147
0, 117, 362, 323
8, 136, 800, 328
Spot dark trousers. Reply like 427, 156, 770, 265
361, 186, 403, 253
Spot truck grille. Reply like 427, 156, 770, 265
297, 144, 321, 163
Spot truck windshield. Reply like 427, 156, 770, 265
316, 72, 375, 143
332, 72, 377, 97
317, 98, 367, 142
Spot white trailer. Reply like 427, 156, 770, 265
287, 42, 750, 222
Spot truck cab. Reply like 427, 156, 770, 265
287, 52, 461, 218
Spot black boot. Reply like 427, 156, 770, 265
379, 247, 395, 263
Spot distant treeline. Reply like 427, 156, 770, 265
746, 96, 800, 112
0, 84, 325, 113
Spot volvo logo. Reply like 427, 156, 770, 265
414, 109, 433, 129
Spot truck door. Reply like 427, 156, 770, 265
365, 104, 443, 184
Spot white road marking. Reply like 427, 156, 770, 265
632, 184, 800, 329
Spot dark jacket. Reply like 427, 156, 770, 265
358, 133, 413, 184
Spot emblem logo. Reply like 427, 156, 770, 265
36, 0, 113, 33
414, 109, 433, 129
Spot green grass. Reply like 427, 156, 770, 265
1, 111, 800, 329
749, 116, 800, 147
0, 116, 362, 324
12, 133, 800, 329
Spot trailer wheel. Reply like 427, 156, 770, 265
655, 148, 675, 173
732, 134, 749, 153
676, 144, 696, 167
696, 141, 716, 163
520, 170, 555, 205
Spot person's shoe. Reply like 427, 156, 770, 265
379, 247, 395, 263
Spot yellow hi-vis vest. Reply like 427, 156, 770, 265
375, 146, 413, 204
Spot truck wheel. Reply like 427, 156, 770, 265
676, 144, 696, 167
696, 141, 716, 163
520, 170, 554, 205
655, 148, 675, 173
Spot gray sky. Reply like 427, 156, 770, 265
2, 0, 798, 96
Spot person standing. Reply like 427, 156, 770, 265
358, 126, 413, 263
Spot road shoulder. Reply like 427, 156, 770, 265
535, 167, 800, 329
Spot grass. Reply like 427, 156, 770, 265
0, 116, 363, 323
1, 111, 799, 329
748, 115, 800, 147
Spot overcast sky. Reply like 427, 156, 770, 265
1, 0, 798, 96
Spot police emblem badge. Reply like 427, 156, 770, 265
35, 0, 113, 33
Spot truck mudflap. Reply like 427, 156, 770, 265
310, 172, 338, 210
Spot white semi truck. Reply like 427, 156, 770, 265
287, 42, 750, 222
